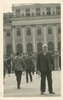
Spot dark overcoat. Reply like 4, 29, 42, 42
37, 52, 53, 72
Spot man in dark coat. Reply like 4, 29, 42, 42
37, 44, 55, 95
25, 54, 35, 83
13, 52, 25, 89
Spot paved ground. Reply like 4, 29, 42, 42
4, 71, 61, 97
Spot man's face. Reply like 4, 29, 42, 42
42, 46, 48, 53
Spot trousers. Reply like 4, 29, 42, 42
41, 71, 53, 93
15, 70, 22, 87
26, 69, 32, 82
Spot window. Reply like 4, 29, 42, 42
27, 28, 31, 35
37, 42, 43, 52
6, 44, 12, 57
16, 9, 20, 17
26, 13, 30, 16
31, 12, 34, 16
7, 30, 10, 37
48, 28, 52, 34
36, 8, 40, 16
52, 10, 55, 15
58, 28, 61, 34
27, 43, 33, 53
26, 8, 30, 17
17, 28, 21, 36
42, 11, 45, 15
17, 43, 22, 53
46, 7, 51, 15
26, 9, 30, 12
48, 42, 54, 52
56, 6, 60, 15
37, 29, 41, 35
22, 13, 24, 17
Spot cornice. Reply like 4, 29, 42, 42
11, 15, 61, 21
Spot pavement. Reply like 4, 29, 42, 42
4, 71, 61, 97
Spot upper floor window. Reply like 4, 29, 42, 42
37, 29, 41, 35
46, 7, 51, 15
36, 8, 40, 16
58, 28, 61, 34
17, 28, 21, 36
16, 9, 20, 17
48, 28, 52, 34
56, 6, 60, 15
22, 13, 24, 17
31, 12, 34, 16
7, 30, 11, 37
26, 8, 30, 16
52, 10, 56, 15
42, 11, 45, 15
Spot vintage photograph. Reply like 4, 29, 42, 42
3, 2, 61, 97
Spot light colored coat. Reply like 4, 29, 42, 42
13, 56, 25, 71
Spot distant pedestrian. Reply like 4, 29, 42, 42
13, 52, 25, 89
7, 58, 11, 76
3, 59, 7, 84
37, 44, 55, 95
7, 64, 11, 76
25, 54, 35, 83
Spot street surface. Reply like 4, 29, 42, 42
4, 71, 61, 97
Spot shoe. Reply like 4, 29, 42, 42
17, 86, 20, 89
49, 92, 55, 94
40, 92, 44, 95
26, 81, 28, 83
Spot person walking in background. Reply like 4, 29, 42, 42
7, 58, 11, 76
3, 59, 7, 84
13, 52, 25, 89
37, 44, 55, 95
25, 54, 35, 83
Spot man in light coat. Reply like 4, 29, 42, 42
13, 52, 25, 89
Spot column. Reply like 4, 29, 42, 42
43, 24, 47, 44
53, 24, 57, 51
12, 26, 16, 53
22, 26, 26, 53
53, 24, 59, 70
32, 25, 36, 53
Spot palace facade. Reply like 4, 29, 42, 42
3, 3, 61, 57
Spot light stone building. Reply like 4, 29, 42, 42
3, 3, 61, 58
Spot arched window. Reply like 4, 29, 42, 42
6, 44, 12, 57
58, 41, 61, 51
48, 42, 54, 52
17, 43, 22, 53
27, 27, 31, 36
17, 28, 21, 36
37, 42, 43, 52
27, 43, 33, 53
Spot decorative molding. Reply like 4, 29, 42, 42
12, 26, 16, 29
31, 24, 36, 27
42, 24, 47, 27
21, 25, 26, 28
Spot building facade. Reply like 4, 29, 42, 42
3, 3, 61, 58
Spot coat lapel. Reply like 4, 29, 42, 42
41, 52, 47, 62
